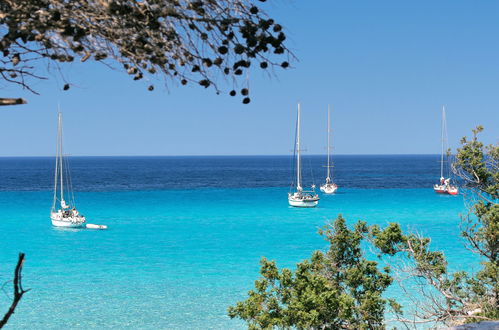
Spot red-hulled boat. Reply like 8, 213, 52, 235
434, 177, 459, 195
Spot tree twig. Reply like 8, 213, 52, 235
0, 253, 30, 329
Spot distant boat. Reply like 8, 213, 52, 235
433, 106, 458, 195
320, 105, 338, 194
288, 103, 319, 207
50, 112, 87, 228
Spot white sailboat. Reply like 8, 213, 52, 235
50, 112, 86, 228
320, 105, 338, 194
288, 103, 319, 207
433, 106, 458, 195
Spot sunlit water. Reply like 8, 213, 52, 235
0, 156, 474, 329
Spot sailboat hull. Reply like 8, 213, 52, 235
433, 185, 459, 195
288, 193, 319, 207
288, 199, 319, 207
51, 219, 85, 228
320, 184, 338, 194
50, 212, 86, 228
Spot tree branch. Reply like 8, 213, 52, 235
0, 253, 30, 329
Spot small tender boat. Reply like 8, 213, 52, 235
288, 104, 319, 207
320, 105, 338, 194
433, 106, 458, 195
86, 223, 108, 230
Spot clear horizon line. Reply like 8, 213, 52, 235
0, 153, 444, 158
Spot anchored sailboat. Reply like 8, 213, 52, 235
50, 112, 86, 227
288, 103, 319, 207
320, 105, 338, 194
50, 112, 106, 229
433, 106, 458, 195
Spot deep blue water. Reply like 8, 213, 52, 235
0, 156, 474, 329
0, 155, 443, 191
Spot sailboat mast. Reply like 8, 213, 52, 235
52, 115, 59, 210
327, 105, 331, 180
58, 112, 64, 203
296, 103, 302, 191
440, 106, 445, 179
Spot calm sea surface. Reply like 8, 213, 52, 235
0, 156, 474, 329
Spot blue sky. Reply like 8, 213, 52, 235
1, 1, 498, 156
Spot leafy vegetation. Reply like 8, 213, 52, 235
229, 127, 498, 328
228, 216, 393, 329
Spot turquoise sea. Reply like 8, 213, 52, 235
0, 156, 476, 329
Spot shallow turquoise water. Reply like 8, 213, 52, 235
0, 187, 474, 329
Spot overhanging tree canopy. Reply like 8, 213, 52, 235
0, 0, 292, 103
